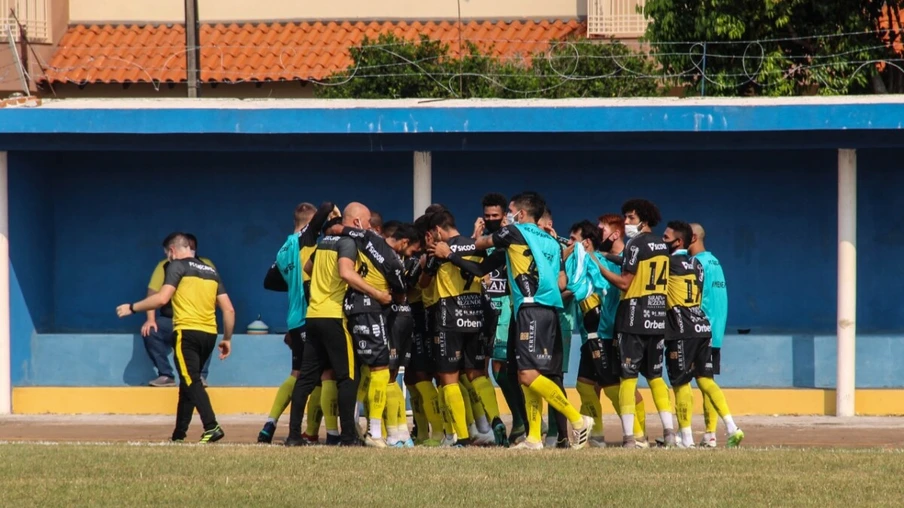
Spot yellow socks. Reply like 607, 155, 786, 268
367, 369, 390, 439
634, 391, 646, 437
436, 385, 454, 435
703, 392, 718, 433
415, 381, 445, 440
697, 377, 739, 435
321, 380, 339, 435
471, 376, 501, 421
441, 383, 469, 440
408, 384, 429, 442
529, 375, 583, 425
618, 378, 638, 437
268, 375, 296, 421
385, 380, 400, 429
576, 381, 603, 436
648, 377, 674, 432
304, 385, 323, 436
458, 375, 479, 427
522, 385, 543, 443
675, 383, 693, 429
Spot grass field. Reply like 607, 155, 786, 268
1, 444, 903, 506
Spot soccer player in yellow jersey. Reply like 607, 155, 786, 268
662, 221, 744, 448
425, 211, 501, 447
596, 199, 676, 448
117, 233, 235, 443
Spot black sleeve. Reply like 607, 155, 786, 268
403, 256, 423, 288
491, 225, 525, 250
163, 260, 187, 288
263, 262, 289, 292
448, 249, 506, 277
300, 201, 336, 247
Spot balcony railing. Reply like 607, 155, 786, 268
588, 0, 649, 38
1, 0, 50, 43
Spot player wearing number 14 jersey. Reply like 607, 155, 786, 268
595, 199, 676, 448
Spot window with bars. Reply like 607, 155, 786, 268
587, 0, 649, 37
1, 0, 50, 43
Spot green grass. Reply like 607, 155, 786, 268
1, 444, 903, 506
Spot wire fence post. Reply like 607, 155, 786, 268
701, 42, 707, 97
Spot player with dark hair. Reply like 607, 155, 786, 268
662, 221, 744, 448
473, 192, 524, 444
370, 211, 384, 235
439, 191, 592, 449
116, 233, 235, 443
596, 198, 674, 448
421, 210, 499, 446
582, 214, 649, 447
406, 212, 445, 445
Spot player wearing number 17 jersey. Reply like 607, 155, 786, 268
663, 221, 743, 448
595, 199, 675, 448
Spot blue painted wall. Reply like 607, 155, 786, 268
22, 333, 904, 388
8, 148, 904, 386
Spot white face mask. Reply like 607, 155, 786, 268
506, 211, 520, 225
624, 224, 641, 239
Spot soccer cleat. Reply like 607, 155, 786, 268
441, 435, 457, 447
663, 429, 678, 448
635, 436, 651, 449
402, 438, 415, 448
556, 438, 570, 449
285, 434, 310, 447
511, 439, 543, 450
491, 417, 508, 447
677, 440, 696, 449
199, 426, 225, 444
301, 432, 319, 444
589, 437, 607, 448
699, 436, 718, 448
474, 428, 496, 447
419, 438, 443, 447
364, 434, 389, 448
325, 434, 342, 446
622, 437, 637, 448
149, 376, 176, 387
727, 429, 745, 448
570, 415, 594, 449
544, 435, 558, 449
257, 422, 277, 444
508, 425, 526, 445
452, 438, 472, 448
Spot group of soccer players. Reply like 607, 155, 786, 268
255, 192, 744, 449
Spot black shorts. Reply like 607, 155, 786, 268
666, 338, 713, 386
434, 330, 485, 373
711, 347, 721, 375
514, 305, 563, 376
616, 332, 664, 380
304, 317, 356, 381
288, 325, 307, 371
577, 338, 620, 387
347, 311, 390, 367
409, 304, 435, 374
388, 306, 414, 371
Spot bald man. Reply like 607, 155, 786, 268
286, 202, 389, 447
689, 223, 733, 447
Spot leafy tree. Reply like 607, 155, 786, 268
643, 0, 904, 95
314, 33, 660, 98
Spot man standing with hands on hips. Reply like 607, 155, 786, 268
117, 233, 235, 444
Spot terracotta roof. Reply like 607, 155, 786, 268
43, 20, 586, 84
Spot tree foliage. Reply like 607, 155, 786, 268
643, 0, 904, 95
314, 33, 660, 99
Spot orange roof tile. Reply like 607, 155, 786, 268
43, 20, 586, 84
